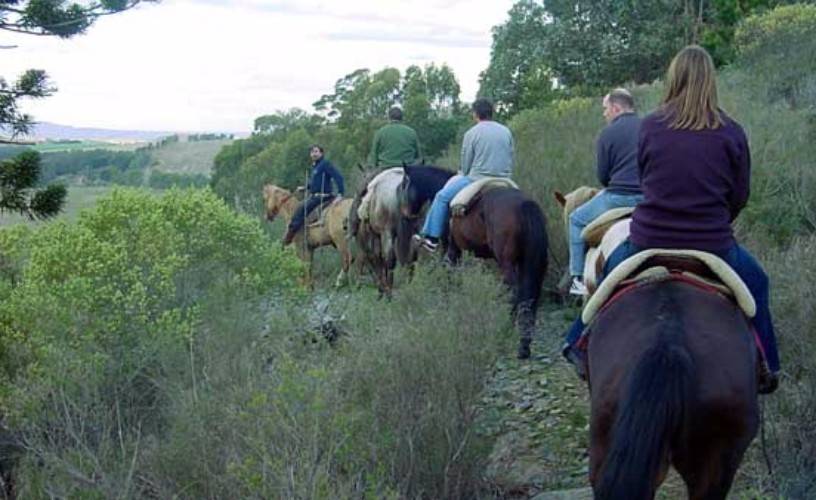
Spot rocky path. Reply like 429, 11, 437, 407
478, 304, 592, 498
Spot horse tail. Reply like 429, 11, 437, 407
596, 327, 694, 500
347, 185, 366, 240
516, 200, 548, 313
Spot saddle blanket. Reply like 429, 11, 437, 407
357, 167, 403, 222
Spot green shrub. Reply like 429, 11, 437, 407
739, 235, 816, 498
75, 262, 510, 498
0, 188, 303, 497
148, 171, 209, 189
735, 4, 816, 109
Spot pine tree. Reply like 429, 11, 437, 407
0, 0, 156, 218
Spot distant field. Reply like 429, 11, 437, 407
150, 139, 231, 176
0, 186, 114, 227
31, 141, 144, 153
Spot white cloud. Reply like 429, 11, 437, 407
3, 0, 513, 132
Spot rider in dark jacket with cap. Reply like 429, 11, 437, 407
282, 145, 345, 245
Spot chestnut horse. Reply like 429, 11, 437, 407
587, 278, 759, 499
397, 165, 549, 358
263, 184, 353, 286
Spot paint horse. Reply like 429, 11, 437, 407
263, 184, 354, 287
347, 166, 445, 296
397, 165, 549, 359
557, 186, 759, 500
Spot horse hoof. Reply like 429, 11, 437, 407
517, 341, 531, 360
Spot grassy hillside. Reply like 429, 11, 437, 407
150, 139, 232, 176
0, 186, 114, 227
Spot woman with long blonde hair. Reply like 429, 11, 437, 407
563, 45, 779, 393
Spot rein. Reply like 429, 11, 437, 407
268, 191, 294, 219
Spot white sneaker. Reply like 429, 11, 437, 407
569, 277, 588, 296
412, 234, 438, 252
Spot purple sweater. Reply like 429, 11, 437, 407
630, 110, 751, 252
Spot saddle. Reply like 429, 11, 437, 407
582, 217, 632, 294
450, 177, 519, 216
581, 207, 634, 246
306, 195, 340, 228
581, 248, 757, 325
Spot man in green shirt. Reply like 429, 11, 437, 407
368, 107, 422, 167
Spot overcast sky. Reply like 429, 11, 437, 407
4, 0, 514, 132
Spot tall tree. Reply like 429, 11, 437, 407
479, 0, 800, 115
402, 63, 465, 159
478, 0, 553, 116
0, 0, 155, 218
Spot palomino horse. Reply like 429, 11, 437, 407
397, 165, 549, 359
587, 279, 758, 499
348, 167, 423, 296
555, 187, 759, 498
263, 184, 354, 286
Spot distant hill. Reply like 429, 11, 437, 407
22, 122, 249, 143
27, 122, 175, 142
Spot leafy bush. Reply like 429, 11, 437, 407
735, 4, 816, 109
140, 263, 510, 499
740, 235, 816, 498
0, 188, 303, 496
148, 171, 209, 189
508, 97, 608, 281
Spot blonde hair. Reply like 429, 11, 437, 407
661, 45, 724, 130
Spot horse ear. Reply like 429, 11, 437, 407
554, 191, 566, 207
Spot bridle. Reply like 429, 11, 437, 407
267, 190, 293, 219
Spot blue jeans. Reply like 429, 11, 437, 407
568, 190, 643, 277
288, 195, 333, 234
565, 240, 780, 372
420, 175, 473, 239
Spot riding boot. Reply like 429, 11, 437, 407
561, 343, 587, 381
757, 359, 779, 395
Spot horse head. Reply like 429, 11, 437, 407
554, 186, 599, 227
397, 166, 422, 219
262, 184, 293, 222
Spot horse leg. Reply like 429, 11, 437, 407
306, 248, 314, 289
673, 437, 751, 500
383, 232, 397, 298
588, 399, 616, 489
335, 238, 351, 288
446, 236, 462, 265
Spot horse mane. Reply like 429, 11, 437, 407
558, 185, 599, 229
403, 165, 455, 198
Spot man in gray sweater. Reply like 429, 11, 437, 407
567, 88, 643, 295
414, 98, 514, 251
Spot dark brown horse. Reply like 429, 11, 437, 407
587, 278, 759, 499
398, 166, 549, 358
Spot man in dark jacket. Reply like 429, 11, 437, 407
368, 106, 422, 167
567, 88, 643, 295
282, 145, 345, 246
